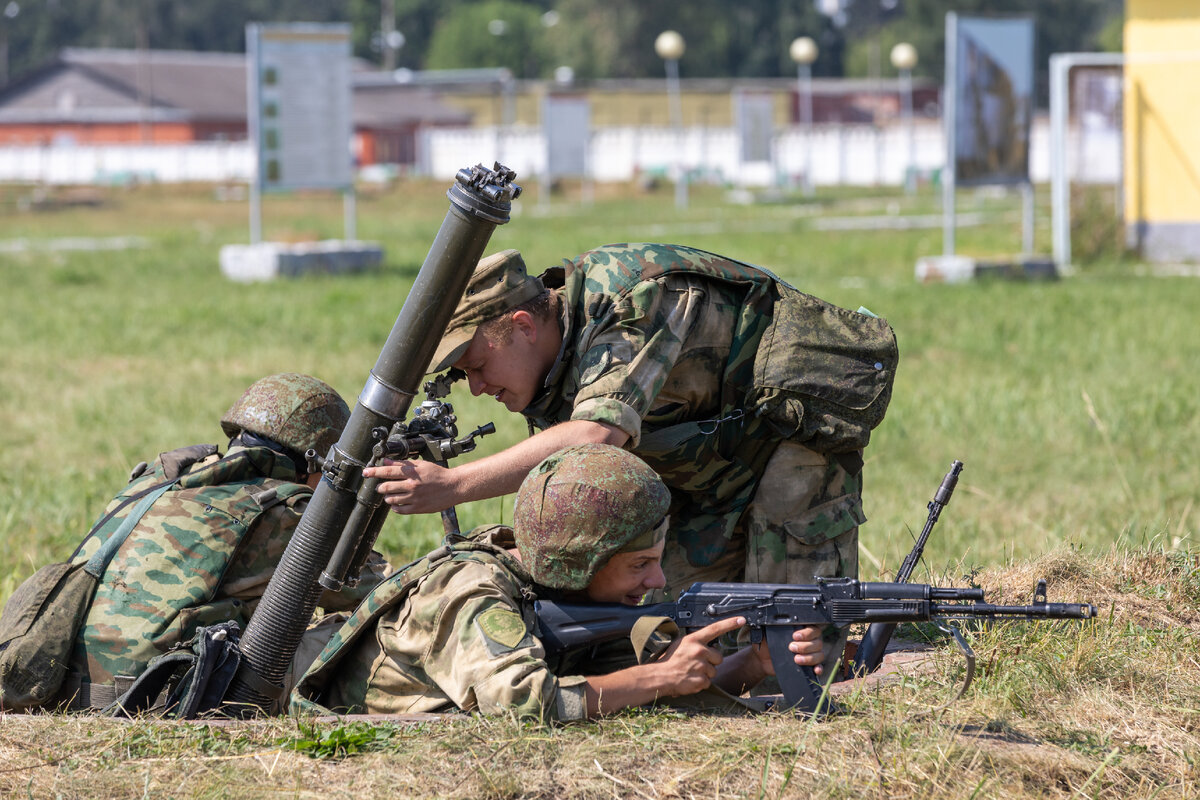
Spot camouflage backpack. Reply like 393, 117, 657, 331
0, 464, 187, 712
557, 243, 899, 455
0, 444, 311, 712
746, 279, 898, 455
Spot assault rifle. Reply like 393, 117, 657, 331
535, 577, 1097, 716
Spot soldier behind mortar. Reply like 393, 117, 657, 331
367, 244, 898, 677
292, 444, 826, 720
56, 373, 389, 711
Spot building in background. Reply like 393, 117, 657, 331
1124, 0, 1200, 261
436, 75, 939, 130
0, 48, 468, 166
0, 48, 937, 158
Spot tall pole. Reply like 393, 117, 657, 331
666, 57, 686, 209
381, 0, 397, 71
943, 13, 958, 257
1, 2, 19, 88
790, 37, 818, 197
656, 30, 687, 210
801, 63, 814, 196
1049, 53, 1070, 268
890, 42, 918, 194
900, 67, 913, 191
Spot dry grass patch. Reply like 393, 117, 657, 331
0, 547, 1196, 799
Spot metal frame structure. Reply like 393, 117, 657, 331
1049, 51, 1126, 270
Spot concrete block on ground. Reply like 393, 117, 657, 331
975, 257, 1059, 281
916, 255, 1060, 284
915, 254, 976, 284
219, 240, 384, 282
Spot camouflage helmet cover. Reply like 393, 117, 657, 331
513, 443, 671, 591
220, 373, 350, 462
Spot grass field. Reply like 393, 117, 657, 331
0, 176, 1197, 798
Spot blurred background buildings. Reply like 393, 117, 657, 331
2, 0, 1197, 263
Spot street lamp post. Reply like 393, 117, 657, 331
655, 30, 687, 209
1, 2, 19, 87
890, 42, 918, 193
789, 36, 818, 196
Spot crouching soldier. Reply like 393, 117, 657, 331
291, 443, 828, 721
53, 373, 389, 710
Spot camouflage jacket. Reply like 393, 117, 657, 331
68, 443, 387, 688
291, 526, 589, 723
523, 244, 785, 567
522, 243, 896, 568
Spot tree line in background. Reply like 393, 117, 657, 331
3, 0, 1122, 105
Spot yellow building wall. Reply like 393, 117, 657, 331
440, 87, 793, 129
1124, 0, 1200, 225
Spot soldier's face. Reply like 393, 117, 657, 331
455, 313, 554, 413
585, 541, 667, 606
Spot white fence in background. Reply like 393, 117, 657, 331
0, 141, 254, 184
0, 118, 1074, 187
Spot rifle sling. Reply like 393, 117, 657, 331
630, 615, 677, 665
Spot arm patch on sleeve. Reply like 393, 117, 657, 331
475, 607, 529, 654
579, 344, 613, 386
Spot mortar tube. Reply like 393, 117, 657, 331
224, 165, 520, 713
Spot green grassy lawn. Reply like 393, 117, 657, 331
1, 178, 1194, 588
0, 176, 1196, 799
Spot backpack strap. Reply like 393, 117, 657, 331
290, 538, 515, 714
59, 673, 138, 711
70, 445, 220, 561
83, 479, 180, 580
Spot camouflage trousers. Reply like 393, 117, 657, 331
658, 440, 864, 678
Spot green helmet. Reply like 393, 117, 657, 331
220, 374, 350, 464
513, 443, 671, 591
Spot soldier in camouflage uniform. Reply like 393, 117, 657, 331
368, 244, 896, 677
58, 373, 389, 710
293, 443, 825, 721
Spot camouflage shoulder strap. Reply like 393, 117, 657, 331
83, 479, 182, 579
565, 243, 777, 293
290, 537, 519, 715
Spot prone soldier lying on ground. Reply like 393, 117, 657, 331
292, 443, 829, 721
0, 373, 389, 712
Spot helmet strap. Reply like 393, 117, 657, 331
229, 431, 308, 477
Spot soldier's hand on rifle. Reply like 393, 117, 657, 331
717, 624, 830, 696
583, 616, 744, 715
366, 458, 457, 514
787, 625, 830, 674
655, 616, 745, 696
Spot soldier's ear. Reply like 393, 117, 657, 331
510, 310, 538, 341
